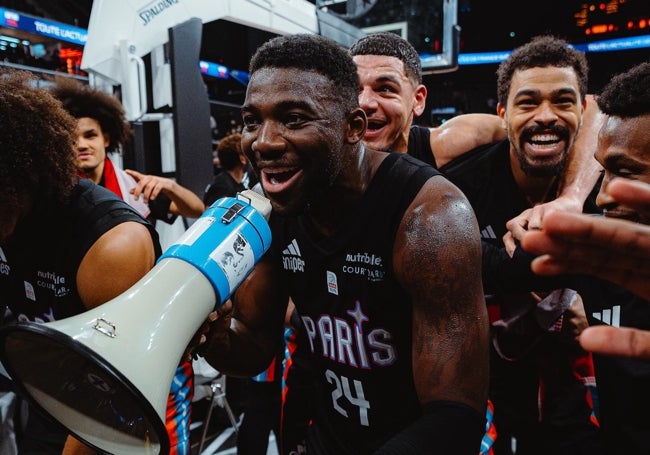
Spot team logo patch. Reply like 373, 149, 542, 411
327, 271, 339, 295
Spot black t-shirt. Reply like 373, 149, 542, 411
440, 140, 605, 454
442, 140, 600, 242
441, 140, 601, 293
0, 179, 161, 453
1, 179, 161, 322
203, 171, 247, 207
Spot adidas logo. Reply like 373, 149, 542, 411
283, 239, 301, 256
282, 239, 305, 273
592, 305, 621, 327
481, 225, 497, 239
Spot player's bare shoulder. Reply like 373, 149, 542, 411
393, 175, 482, 290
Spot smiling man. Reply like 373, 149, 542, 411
350, 31, 504, 168
198, 33, 489, 455
440, 35, 604, 455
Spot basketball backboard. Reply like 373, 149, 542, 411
314, 0, 460, 74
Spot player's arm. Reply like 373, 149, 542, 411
125, 169, 206, 218
63, 221, 158, 453
523, 179, 650, 359
429, 113, 505, 168
378, 177, 489, 453
554, 94, 605, 212
76, 221, 157, 310
61, 438, 97, 455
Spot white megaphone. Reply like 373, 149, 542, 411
0, 189, 272, 455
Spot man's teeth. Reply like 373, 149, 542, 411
531, 134, 559, 143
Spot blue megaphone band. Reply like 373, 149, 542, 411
160, 196, 272, 305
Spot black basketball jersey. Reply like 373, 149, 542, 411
441, 140, 532, 247
574, 277, 650, 454
441, 140, 606, 454
0, 178, 161, 323
269, 152, 440, 454
407, 124, 437, 168
441, 140, 601, 247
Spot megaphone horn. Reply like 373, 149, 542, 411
0, 190, 272, 455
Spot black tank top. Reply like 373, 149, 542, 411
407, 124, 437, 168
269, 152, 440, 454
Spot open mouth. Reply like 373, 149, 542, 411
266, 168, 297, 185
261, 166, 302, 194
366, 120, 386, 131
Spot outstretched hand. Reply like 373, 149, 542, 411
521, 210, 650, 301
520, 179, 650, 301
125, 169, 205, 218
125, 169, 173, 204
520, 179, 650, 360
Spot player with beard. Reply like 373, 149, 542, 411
441, 35, 604, 454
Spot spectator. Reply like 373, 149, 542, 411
48, 76, 205, 224
203, 132, 258, 207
